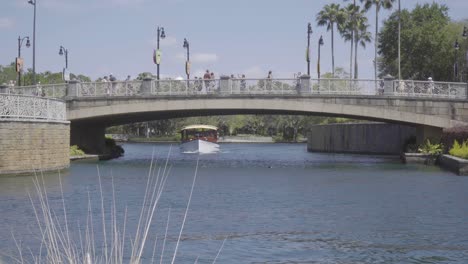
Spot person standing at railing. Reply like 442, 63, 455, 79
101, 76, 110, 96
266, 71, 273, 92
210, 72, 216, 92
109, 74, 117, 95
239, 74, 246, 92
294, 72, 302, 94
428, 77, 434, 94
124, 75, 131, 95
203, 70, 211, 92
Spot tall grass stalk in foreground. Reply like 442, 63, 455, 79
10, 149, 228, 263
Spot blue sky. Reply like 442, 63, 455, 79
1, 0, 467, 81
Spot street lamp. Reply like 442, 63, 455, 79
398, 0, 401, 80
307, 23, 312, 76
183, 38, 190, 82
59, 46, 68, 69
28, 0, 37, 85
454, 39, 460, 80
317, 35, 324, 80
155, 26, 165, 80
17, 36, 30, 86
455, 26, 468, 81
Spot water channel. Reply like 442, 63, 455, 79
1, 143, 468, 263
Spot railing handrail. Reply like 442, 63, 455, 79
4, 78, 466, 100
0, 93, 67, 122
0, 92, 66, 102
394, 80, 466, 85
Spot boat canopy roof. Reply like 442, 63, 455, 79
180, 125, 218, 132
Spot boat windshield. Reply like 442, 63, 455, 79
181, 128, 218, 142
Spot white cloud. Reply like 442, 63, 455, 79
0, 18, 14, 29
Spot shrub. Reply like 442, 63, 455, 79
440, 126, 468, 153
418, 139, 443, 156
449, 140, 468, 159
69, 145, 85, 156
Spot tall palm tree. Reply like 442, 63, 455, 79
316, 4, 345, 77
342, 0, 358, 79
339, 4, 360, 79
353, 11, 372, 79
361, 0, 395, 79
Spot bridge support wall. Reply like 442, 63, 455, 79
416, 125, 443, 145
70, 123, 106, 154
307, 123, 417, 155
0, 121, 70, 175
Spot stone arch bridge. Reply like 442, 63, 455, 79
3, 77, 468, 154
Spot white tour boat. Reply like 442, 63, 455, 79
180, 125, 220, 153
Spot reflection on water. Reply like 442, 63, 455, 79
1, 143, 468, 263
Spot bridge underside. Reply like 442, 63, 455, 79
67, 96, 468, 154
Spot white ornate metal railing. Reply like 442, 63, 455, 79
78, 81, 143, 97
3, 78, 467, 100
0, 94, 66, 121
391, 80, 467, 98
4, 83, 67, 98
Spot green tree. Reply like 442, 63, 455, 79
317, 3, 346, 77
0, 62, 17, 85
378, 3, 456, 81
361, 0, 395, 80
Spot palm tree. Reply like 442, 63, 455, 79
353, 11, 372, 79
361, 0, 395, 79
342, 0, 358, 79
339, 4, 360, 79
316, 4, 345, 78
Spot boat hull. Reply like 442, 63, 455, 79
180, 139, 220, 154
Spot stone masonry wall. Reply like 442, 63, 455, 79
0, 121, 70, 174
307, 123, 417, 155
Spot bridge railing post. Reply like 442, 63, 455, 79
66, 80, 81, 98
299, 75, 311, 95
219, 76, 230, 95
383, 75, 395, 96
466, 82, 468, 100
141, 77, 153, 96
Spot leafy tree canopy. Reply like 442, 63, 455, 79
378, 3, 461, 81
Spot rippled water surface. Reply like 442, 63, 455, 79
1, 143, 468, 263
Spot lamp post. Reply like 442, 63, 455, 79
463, 26, 468, 82
317, 35, 324, 80
398, 0, 401, 80
183, 38, 190, 84
59, 46, 68, 69
17, 36, 30, 86
454, 39, 460, 81
156, 26, 165, 80
59, 45, 69, 81
307, 23, 312, 76
28, 0, 37, 85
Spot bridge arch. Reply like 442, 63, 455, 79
67, 96, 467, 154
67, 96, 464, 128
